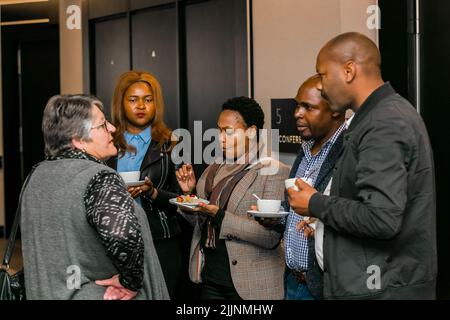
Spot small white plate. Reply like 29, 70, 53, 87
125, 180, 145, 187
247, 210, 289, 218
169, 197, 210, 208
170, 202, 200, 211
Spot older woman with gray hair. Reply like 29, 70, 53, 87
20, 94, 169, 300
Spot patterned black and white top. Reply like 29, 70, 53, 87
47, 149, 144, 291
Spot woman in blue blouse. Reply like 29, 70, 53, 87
109, 71, 190, 299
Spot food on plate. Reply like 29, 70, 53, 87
176, 194, 199, 203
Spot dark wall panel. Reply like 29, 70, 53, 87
1, 24, 60, 236
89, 0, 249, 172
131, 0, 175, 11
94, 16, 130, 118
379, 0, 410, 102
132, 5, 179, 129
21, 40, 60, 175
89, 0, 128, 19
185, 0, 248, 134
2, 28, 21, 238
420, 0, 450, 300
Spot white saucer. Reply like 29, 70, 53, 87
247, 210, 289, 218
125, 180, 145, 187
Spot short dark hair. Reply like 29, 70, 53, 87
222, 96, 265, 130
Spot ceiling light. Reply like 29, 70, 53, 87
0, 18, 49, 26
0, 0, 49, 5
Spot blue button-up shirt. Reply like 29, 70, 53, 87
117, 126, 152, 173
117, 126, 152, 206
284, 123, 346, 272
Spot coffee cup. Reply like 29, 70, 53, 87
285, 177, 313, 191
257, 199, 281, 213
119, 171, 140, 183
285, 178, 299, 191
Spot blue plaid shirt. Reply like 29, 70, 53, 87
285, 123, 346, 271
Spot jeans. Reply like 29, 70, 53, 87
285, 270, 316, 300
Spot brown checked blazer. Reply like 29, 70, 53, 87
180, 158, 289, 300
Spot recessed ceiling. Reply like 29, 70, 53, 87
0, 0, 57, 25
0, 0, 48, 5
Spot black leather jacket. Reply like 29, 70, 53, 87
108, 139, 181, 241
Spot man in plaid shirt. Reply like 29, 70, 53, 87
262, 76, 346, 299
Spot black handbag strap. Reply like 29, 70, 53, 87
1, 164, 40, 270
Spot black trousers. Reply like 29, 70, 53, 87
200, 280, 242, 300
154, 233, 203, 300
154, 236, 182, 299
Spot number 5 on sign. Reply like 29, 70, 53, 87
275, 108, 282, 125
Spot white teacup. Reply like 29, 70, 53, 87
285, 177, 313, 191
257, 199, 281, 213
119, 171, 141, 183
285, 178, 299, 191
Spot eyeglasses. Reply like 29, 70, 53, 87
91, 119, 111, 132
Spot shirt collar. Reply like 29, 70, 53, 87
124, 126, 152, 144
301, 122, 346, 156
345, 114, 355, 129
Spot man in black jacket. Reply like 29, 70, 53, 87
288, 32, 437, 299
